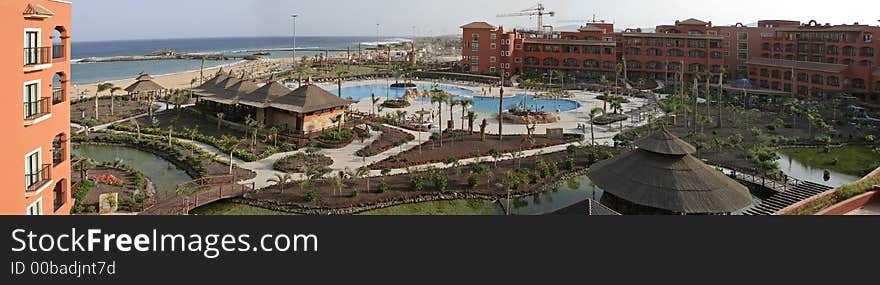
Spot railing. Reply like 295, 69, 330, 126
24, 47, 52, 66
24, 97, 51, 120
25, 164, 51, 193
54, 187, 66, 212
52, 44, 65, 59
52, 88, 65, 105
53, 147, 65, 166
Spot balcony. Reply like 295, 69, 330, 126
52, 88, 65, 105
23, 47, 52, 71
24, 97, 51, 126
26, 164, 52, 196
54, 186, 66, 212
52, 44, 65, 60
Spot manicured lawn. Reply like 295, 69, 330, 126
190, 201, 294, 215
778, 145, 880, 176
358, 199, 501, 215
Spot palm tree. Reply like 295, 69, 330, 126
395, 110, 407, 125
600, 76, 610, 113
330, 115, 343, 132
370, 93, 380, 116
716, 67, 726, 128
336, 71, 350, 98
430, 91, 449, 147
216, 112, 225, 131
108, 86, 122, 116
269, 127, 280, 147
268, 173, 293, 193
355, 166, 371, 192
190, 78, 198, 100
75, 159, 95, 182
95, 83, 113, 120
129, 118, 141, 140
589, 107, 605, 146
467, 111, 477, 134
459, 99, 473, 133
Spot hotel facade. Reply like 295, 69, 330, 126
0, 0, 72, 215
462, 18, 880, 103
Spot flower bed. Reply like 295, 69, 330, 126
593, 113, 629, 126
356, 126, 415, 157
380, 99, 411, 109
273, 153, 334, 172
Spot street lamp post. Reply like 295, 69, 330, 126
291, 14, 299, 70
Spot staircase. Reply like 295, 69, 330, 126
741, 181, 833, 215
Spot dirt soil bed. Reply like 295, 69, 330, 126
274, 153, 334, 172
71, 98, 148, 125
243, 146, 615, 212
357, 126, 415, 157
372, 132, 581, 169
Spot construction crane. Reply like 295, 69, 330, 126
497, 3, 556, 34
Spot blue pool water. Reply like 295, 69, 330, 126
330, 83, 581, 114
449, 94, 582, 114
329, 83, 474, 101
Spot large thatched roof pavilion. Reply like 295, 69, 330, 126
586, 129, 752, 215
193, 73, 352, 136
124, 72, 167, 100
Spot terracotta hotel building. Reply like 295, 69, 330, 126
462, 18, 880, 103
0, 0, 72, 215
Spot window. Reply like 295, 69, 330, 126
737, 32, 748, 41
24, 81, 45, 120
737, 52, 748, 60
490, 43, 496, 50
489, 67, 496, 73
515, 44, 522, 49
471, 43, 479, 51
865, 33, 873, 43
490, 34, 497, 40
53, 134, 66, 165
25, 149, 44, 190
489, 56, 496, 63
27, 198, 42, 216
472, 33, 479, 42
737, 43, 748, 50
24, 29, 41, 66
514, 57, 522, 63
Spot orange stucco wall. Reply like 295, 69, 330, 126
0, 0, 72, 215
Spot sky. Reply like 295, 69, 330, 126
71, 0, 880, 42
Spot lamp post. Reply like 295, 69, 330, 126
291, 14, 299, 70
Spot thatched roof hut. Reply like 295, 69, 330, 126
124, 72, 166, 94
586, 129, 751, 215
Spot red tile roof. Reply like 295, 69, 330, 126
460, 22, 496, 29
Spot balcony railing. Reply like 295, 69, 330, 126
24, 97, 51, 121
52, 44, 65, 59
52, 88, 65, 105
54, 187, 66, 212
26, 164, 51, 193
53, 146, 65, 166
24, 47, 52, 67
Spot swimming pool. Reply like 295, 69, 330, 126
449, 93, 582, 114
328, 83, 474, 101
331, 83, 581, 114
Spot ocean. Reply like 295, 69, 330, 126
71, 36, 410, 84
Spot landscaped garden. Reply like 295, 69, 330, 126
273, 152, 334, 173
110, 108, 297, 162
71, 96, 149, 126
356, 125, 415, 157
70, 160, 152, 213
371, 132, 581, 169
240, 145, 615, 214
623, 91, 880, 179
778, 145, 880, 176
73, 131, 256, 181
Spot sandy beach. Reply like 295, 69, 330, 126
71, 57, 295, 101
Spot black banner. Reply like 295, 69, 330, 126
3, 216, 879, 284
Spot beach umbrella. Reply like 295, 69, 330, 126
586, 129, 751, 215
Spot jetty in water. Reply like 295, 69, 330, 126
79, 49, 259, 63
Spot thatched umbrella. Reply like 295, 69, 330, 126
586, 129, 751, 215
124, 72, 166, 100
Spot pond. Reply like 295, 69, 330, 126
72, 145, 193, 196
190, 201, 297, 215
328, 83, 474, 101
500, 175, 604, 215
776, 151, 862, 188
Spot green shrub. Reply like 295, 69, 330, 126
409, 175, 424, 191
433, 175, 448, 192
467, 174, 479, 189
350, 190, 359, 198
306, 189, 318, 202
377, 182, 389, 193
565, 158, 576, 170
